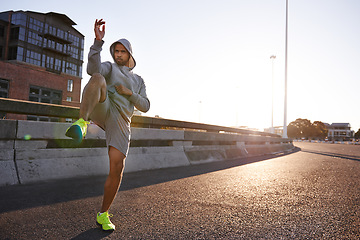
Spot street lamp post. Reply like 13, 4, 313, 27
283, 0, 288, 138
270, 55, 276, 134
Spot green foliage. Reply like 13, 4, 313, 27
287, 118, 328, 140
355, 129, 360, 139
312, 121, 328, 139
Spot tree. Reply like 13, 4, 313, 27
355, 129, 360, 139
287, 118, 313, 139
312, 121, 328, 140
287, 119, 328, 140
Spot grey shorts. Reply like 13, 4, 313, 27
89, 95, 131, 156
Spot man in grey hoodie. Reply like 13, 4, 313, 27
65, 19, 150, 231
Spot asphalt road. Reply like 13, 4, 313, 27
0, 142, 359, 239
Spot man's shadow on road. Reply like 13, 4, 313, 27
0, 147, 301, 214
70, 228, 112, 240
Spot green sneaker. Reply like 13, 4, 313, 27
65, 118, 90, 143
96, 212, 115, 231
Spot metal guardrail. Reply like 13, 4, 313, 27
0, 97, 281, 138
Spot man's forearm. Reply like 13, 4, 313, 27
87, 39, 104, 75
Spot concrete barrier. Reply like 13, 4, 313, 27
0, 120, 294, 186
15, 148, 109, 184
0, 147, 18, 186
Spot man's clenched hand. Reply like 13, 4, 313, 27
94, 19, 105, 41
115, 84, 133, 96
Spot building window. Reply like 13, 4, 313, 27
8, 46, 24, 61
28, 30, 43, 46
67, 79, 73, 92
42, 54, 46, 67
66, 96, 72, 102
28, 17, 44, 32
65, 61, 78, 76
8, 47, 24, 62
27, 115, 59, 122
9, 26, 25, 41
19, 27, 26, 41
46, 55, 54, 69
7, 46, 17, 60
54, 58, 61, 71
0, 79, 9, 119
11, 12, 27, 26
0, 26, 4, 37
28, 86, 62, 122
10, 27, 19, 40
25, 49, 41, 66
0, 79, 9, 98
17, 47, 24, 61
56, 42, 63, 52
29, 86, 62, 104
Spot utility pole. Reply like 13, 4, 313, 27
283, 0, 288, 138
270, 55, 276, 134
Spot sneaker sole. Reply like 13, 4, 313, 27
96, 221, 115, 231
65, 125, 83, 143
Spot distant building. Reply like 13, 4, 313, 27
264, 126, 283, 136
0, 10, 84, 121
324, 123, 354, 141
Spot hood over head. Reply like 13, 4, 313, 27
110, 39, 136, 69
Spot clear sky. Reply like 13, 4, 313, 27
2, 0, 360, 132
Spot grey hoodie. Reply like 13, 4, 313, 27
87, 39, 150, 123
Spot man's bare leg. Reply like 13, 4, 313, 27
101, 146, 126, 212
65, 73, 107, 141
80, 73, 126, 211
79, 73, 107, 121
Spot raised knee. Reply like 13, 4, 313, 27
89, 73, 105, 85
85, 73, 106, 95
91, 72, 103, 79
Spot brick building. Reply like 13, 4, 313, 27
0, 10, 84, 121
